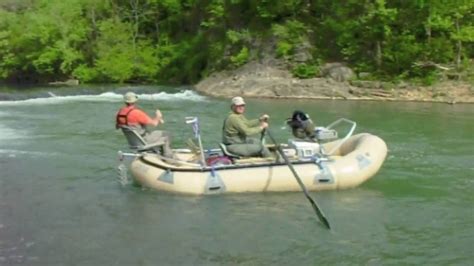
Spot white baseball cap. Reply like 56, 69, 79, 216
231, 96, 246, 106
124, 92, 138, 103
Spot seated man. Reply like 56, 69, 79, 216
115, 91, 174, 157
222, 96, 272, 158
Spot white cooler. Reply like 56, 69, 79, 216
288, 139, 321, 158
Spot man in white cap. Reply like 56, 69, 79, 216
222, 96, 271, 157
116, 91, 174, 157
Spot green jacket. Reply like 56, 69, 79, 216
222, 112, 263, 144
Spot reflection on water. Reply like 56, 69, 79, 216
0, 88, 473, 265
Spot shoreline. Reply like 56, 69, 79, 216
1, 77, 473, 105
195, 81, 474, 104
194, 62, 474, 104
204, 94, 473, 104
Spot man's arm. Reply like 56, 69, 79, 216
149, 109, 164, 126
230, 115, 267, 136
134, 109, 163, 127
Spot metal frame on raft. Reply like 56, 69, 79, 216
118, 115, 208, 164
116, 117, 358, 172
317, 118, 356, 156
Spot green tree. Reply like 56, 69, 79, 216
0, 0, 472, 84
94, 19, 159, 82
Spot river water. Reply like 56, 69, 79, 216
0, 86, 472, 265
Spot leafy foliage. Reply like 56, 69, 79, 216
230, 46, 249, 67
0, 0, 472, 84
292, 63, 319, 79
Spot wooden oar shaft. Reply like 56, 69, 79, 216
266, 130, 331, 229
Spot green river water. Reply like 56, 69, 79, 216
0, 86, 473, 265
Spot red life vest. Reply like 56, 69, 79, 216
115, 105, 136, 129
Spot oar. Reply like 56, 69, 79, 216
266, 129, 331, 229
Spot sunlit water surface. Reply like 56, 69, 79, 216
0, 85, 473, 265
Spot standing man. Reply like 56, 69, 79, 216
116, 91, 174, 157
222, 96, 272, 157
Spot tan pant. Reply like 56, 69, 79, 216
226, 138, 272, 158
144, 130, 174, 158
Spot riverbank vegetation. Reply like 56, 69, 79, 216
0, 0, 473, 85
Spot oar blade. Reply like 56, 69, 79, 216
307, 195, 331, 229
266, 129, 331, 230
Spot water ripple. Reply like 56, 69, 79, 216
0, 90, 207, 106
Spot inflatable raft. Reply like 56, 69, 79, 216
121, 118, 387, 195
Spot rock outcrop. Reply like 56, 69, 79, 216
196, 61, 357, 99
195, 61, 474, 103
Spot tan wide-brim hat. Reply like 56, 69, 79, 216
124, 92, 138, 103
231, 96, 245, 106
